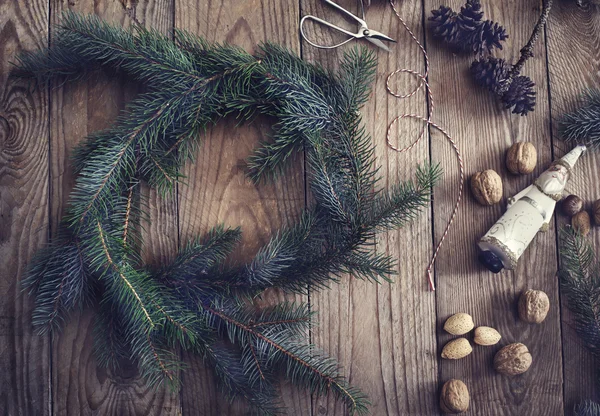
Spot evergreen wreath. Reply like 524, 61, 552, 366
15, 13, 440, 415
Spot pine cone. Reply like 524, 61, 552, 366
502, 75, 536, 116
576, 0, 600, 5
459, 0, 484, 27
429, 6, 459, 44
464, 20, 508, 55
430, 1, 507, 55
471, 57, 536, 116
470, 57, 510, 95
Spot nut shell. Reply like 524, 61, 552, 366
572, 211, 592, 236
474, 326, 502, 346
443, 313, 475, 336
440, 379, 469, 414
562, 195, 584, 217
441, 338, 472, 360
518, 289, 550, 324
506, 142, 537, 175
470, 170, 503, 206
593, 199, 600, 226
494, 343, 532, 375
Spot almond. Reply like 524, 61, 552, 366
473, 326, 501, 346
441, 338, 472, 360
443, 313, 475, 336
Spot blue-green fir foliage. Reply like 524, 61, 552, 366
17, 12, 440, 415
559, 90, 600, 150
559, 227, 600, 391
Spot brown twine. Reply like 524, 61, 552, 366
386, 1, 465, 291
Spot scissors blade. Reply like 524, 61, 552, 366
365, 36, 391, 52
366, 29, 396, 44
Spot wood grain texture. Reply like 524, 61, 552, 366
300, 1, 438, 415
3, 0, 600, 414
425, 0, 563, 414
0, 1, 50, 414
546, 1, 600, 411
49, 1, 179, 414
174, 1, 308, 414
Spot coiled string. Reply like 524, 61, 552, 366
386, 1, 464, 291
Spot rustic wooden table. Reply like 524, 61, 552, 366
1, 0, 599, 415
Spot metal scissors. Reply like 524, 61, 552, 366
300, 0, 396, 52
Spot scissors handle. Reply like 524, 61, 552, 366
300, 15, 357, 50
322, 0, 367, 27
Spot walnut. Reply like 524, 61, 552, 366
440, 379, 469, 414
562, 195, 583, 217
494, 343, 532, 376
506, 142, 537, 175
518, 289, 550, 324
572, 211, 592, 236
470, 170, 503, 206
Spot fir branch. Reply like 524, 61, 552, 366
93, 300, 130, 370
130, 324, 182, 389
246, 129, 308, 183
67, 95, 170, 228
308, 145, 353, 224
338, 47, 377, 110
158, 226, 241, 282
363, 163, 441, 231
250, 301, 313, 333
206, 344, 282, 415
94, 220, 156, 328
24, 236, 93, 334
559, 227, 600, 378
203, 303, 368, 415
575, 400, 600, 416
559, 90, 600, 150
16, 12, 203, 88
340, 249, 395, 282
122, 186, 134, 244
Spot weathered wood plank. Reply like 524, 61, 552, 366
0, 1, 50, 414
425, 0, 563, 414
174, 1, 307, 414
546, 1, 600, 411
49, 1, 179, 414
300, 1, 438, 414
